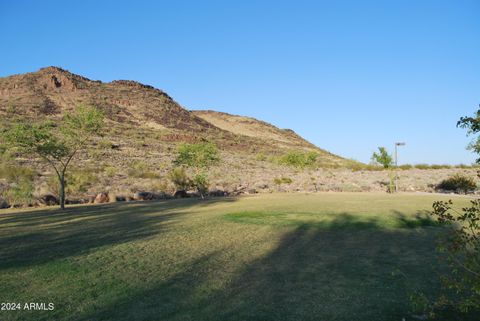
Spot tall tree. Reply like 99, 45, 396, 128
1, 105, 104, 209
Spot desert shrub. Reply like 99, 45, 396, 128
415, 164, 430, 170
104, 166, 117, 177
174, 142, 220, 168
348, 163, 384, 172
1, 180, 33, 207
431, 164, 452, 169
98, 139, 112, 149
147, 178, 171, 193
0, 163, 35, 207
255, 152, 267, 161
128, 161, 160, 179
168, 167, 191, 191
192, 173, 209, 198
278, 151, 318, 168
436, 174, 477, 194
47, 168, 99, 196
0, 163, 36, 182
274, 177, 293, 185
398, 164, 413, 170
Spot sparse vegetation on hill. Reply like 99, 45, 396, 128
0, 67, 477, 208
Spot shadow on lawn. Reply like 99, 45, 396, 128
78, 212, 450, 321
0, 197, 237, 270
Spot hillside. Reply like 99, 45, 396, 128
192, 110, 320, 152
0, 67, 476, 204
0, 67, 351, 201
0, 67, 343, 160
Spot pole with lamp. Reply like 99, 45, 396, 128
394, 142, 406, 193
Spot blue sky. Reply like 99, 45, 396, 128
1, 0, 479, 164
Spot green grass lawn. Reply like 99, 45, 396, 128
0, 193, 473, 321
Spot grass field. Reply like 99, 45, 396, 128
0, 193, 473, 321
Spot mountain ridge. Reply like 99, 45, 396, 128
0, 66, 344, 163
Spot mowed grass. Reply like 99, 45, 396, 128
0, 193, 472, 321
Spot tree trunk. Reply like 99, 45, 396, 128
59, 174, 65, 210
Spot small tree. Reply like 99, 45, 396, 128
371, 147, 393, 168
1, 105, 104, 209
172, 142, 220, 198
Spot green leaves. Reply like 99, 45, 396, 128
457, 106, 480, 163
1, 104, 104, 209
173, 142, 220, 169
430, 199, 480, 312
277, 150, 318, 168
371, 147, 393, 169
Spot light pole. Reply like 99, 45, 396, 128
394, 142, 406, 192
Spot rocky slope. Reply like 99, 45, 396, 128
1, 67, 472, 205
0, 67, 344, 162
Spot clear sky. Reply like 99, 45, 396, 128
1, 0, 479, 164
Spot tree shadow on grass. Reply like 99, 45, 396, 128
76, 211, 450, 321
0, 197, 237, 270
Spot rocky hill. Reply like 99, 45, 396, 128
0, 67, 351, 201
0, 67, 476, 204
0, 66, 345, 161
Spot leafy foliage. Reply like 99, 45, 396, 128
424, 106, 480, 317
430, 200, 480, 314
278, 150, 318, 168
192, 173, 209, 198
128, 161, 160, 179
458, 106, 480, 162
0, 162, 36, 207
173, 142, 220, 169
1, 180, 33, 207
1, 104, 104, 208
168, 167, 191, 191
274, 177, 293, 185
371, 147, 393, 168
436, 174, 477, 194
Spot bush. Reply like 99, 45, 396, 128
414, 164, 430, 170
0, 163, 36, 182
174, 142, 220, 168
427, 199, 480, 315
192, 173, 209, 198
1, 180, 34, 207
47, 168, 99, 196
436, 174, 477, 194
168, 167, 191, 191
274, 177, 293, 185
278, 151, 318, 168
255, 152, 267, 161
104, 166, 116, 177
128, 161, 160, 179
0, 163, 35, 207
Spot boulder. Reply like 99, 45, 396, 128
94, 192, 109, 204
209, 189, 227, 197
133, 191, 154, 201
247, 188, 257, 194
0, 198, 9, 209
38, 194, 58, 206
174, 190, 188, 198
66, 199, 85, 205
